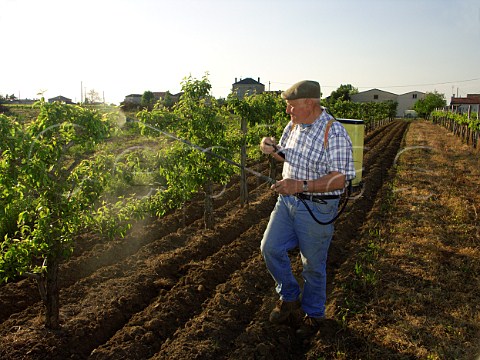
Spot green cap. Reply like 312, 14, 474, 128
281, 80, 320, 100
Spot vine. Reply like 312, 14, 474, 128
432, 110, 479, 149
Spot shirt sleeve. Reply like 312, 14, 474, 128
279, 121, 292, 148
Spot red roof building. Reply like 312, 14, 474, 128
450, 94, 480, 114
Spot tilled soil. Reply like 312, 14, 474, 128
1, 120, 410, 359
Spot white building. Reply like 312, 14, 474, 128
351, 88, 425, 117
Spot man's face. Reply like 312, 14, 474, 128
285, 99, 311, 123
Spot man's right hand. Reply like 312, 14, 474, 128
260, 137, 277, 154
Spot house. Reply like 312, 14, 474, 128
450, 94, 480, 114
48, 95, 73, 104
152, 92, 183, 103
124, 94, 142, 105
397, 91, 425, 118
10, 99, 37, 105
351, 89, 425, 117
123, 92, 183, 105
350, 88, 397, 103
232, 77, 265, 99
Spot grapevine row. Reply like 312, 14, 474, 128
431, 110, 480, 149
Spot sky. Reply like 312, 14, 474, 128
1, 0, 479, 105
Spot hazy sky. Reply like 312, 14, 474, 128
1, 0, 479, 104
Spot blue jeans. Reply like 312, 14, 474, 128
260, 194, 339, 318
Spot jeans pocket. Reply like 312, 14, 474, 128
312, 199, 339, 217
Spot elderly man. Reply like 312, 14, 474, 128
260, 80, 355, 337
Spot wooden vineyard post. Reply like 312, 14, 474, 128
467, 106, 471, 145
240, 116, 248, 207
204, 180, 214, 229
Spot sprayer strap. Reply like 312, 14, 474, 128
324, 119, 337, 149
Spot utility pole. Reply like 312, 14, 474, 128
81, 81, 83, 103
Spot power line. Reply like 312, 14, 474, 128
358, 77, 480, 89
269, 76, 480, 90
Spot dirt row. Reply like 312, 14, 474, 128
0, 119, 410, 359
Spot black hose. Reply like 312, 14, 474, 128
296, 182, 351, 225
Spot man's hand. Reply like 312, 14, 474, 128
270, 178, 301, 195
260, 137, 277, 155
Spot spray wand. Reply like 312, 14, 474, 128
136, 121, 276, 185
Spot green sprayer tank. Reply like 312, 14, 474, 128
338, 118, 364, 188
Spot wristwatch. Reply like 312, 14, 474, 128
303, 180, 308, 192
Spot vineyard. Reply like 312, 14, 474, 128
432, 110, 480, 149
1, 77, 479, 359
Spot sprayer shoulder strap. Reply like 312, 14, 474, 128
324, 119, 337, 149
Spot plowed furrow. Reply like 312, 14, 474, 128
152, 253, 273, 360
363, 120, 398, 151
90, 219, 270, 360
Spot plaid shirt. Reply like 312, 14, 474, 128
278, 109, 356, 196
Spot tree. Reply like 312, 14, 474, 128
326, 84, 358, 106
86, 89, 102, 104
325, 99, 397, 123
173, 74, 236, 229
0, 100, 112, 328
162, 91, 174, 108
413, 91, 446, 119
141, 90, 155, 109
0, 95, 8, 114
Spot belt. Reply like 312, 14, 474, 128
295, 193, 340, 204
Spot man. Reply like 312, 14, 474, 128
259, 80, 355, 337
